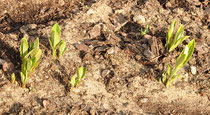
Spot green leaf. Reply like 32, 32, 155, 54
30, 38, 40, 57
175, 51, 187, 68
77, 66, 87, 80
20, 72, 27, 83
26, 58, 32, 73
173, 24, 184, 42
167, 75, 182, 88
50, 23, 61, 48
31, 49, 42, 70
24, 48, 39, 59
11, 73, 15, 84
21, 72, 27, 88
20, 37, 28, 59
166, 80, 171, 88
169, 36, 190, 52
166, 20, 177, 48
182, 39, 195, 66
167, 64, 172, 76
70, 75, 76, 87
161, 71, 167, 83
175, 39, 195, 68
58, 40, 67, 58
140, 23, 151, 36
49, 38, 54, 50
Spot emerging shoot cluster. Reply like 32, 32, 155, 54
20, 37, 42, 88
165, 20, 189, 52
49, 23, 67, 59
69, 66, 87, 89
160, 39, 195, 87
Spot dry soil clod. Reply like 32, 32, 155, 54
0, 58, 9, 71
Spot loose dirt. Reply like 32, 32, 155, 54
0, 0, 209, 114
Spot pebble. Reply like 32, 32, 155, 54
9, 33, 18, 40
75, 43, 89, 51
165, 2, 172, 8
0, 32, 5, 39
141, 44, 148, 49
133, 15, 146, 25
139, 97, 149, 103
183, 73, 189, 82
143, 50, 155, 59
101, 69, 110, 77
43, 100, 50, 108
107, 47, 115, 54
28, 24, 37, 29
143, 34, 152, 40
191, 66, 197, 75
87, 9, 95, 15
89, 24, 101, 38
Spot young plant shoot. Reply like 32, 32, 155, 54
69, 66, 87, 89
11, 73, 15, 84
165, 20, 190, 52
49, 23, 67, 59
20, 37, 42, 88
140, 23, 151, 37
160, 39, 195, 87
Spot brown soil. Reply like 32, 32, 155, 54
0, 0, 209, 114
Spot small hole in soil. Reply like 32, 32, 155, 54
79, 51, 86, 59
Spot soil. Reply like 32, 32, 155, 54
0, 0, 209, 114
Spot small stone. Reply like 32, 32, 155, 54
43, 100, 50, 108
75, 43, 89, 51
9, 33, 18, 40
107, 47, 115, 54
183, 73, 189, 82
28, 24, 37, 29
0, 59, 10, 71
133, 77, 141, 88
20, 26, 29, 33
165, 2, 172, 8
101, 69, 110, 77
89, 24, 101, 38
87, 9, 95, 15
29, 30, 36, 36
143, 34, 152, 40
191, 66, 197, 75
141, 44, 148, 49
144, 50, 155, 59
2, 62, 9, 71
133, 15, 145, 25
0, 32, 5, 39
139, 97, 148, 103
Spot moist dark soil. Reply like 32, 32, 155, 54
0, 0, 209, 114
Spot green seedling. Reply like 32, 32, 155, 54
69, 66, 87, 89
20, 37, 42, 88
165, 20, 190, 52
160, 39, 195, 87
140, 23, 151, 36
58, 40, 67, 58
11, 73, 15, 84
49, 23, 67, 59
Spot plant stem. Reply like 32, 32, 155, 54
170, 67, 179, 78
22, 83, 26, 88
52, 49, 56, 59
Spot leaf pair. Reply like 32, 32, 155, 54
20, 37, 42, 88
69, 67, 87, 88
49, 23, 67, 59
160, 64, 182, 87
165, 20, 189, 52
140, 23, 150, 37
160, 39, 195, 87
